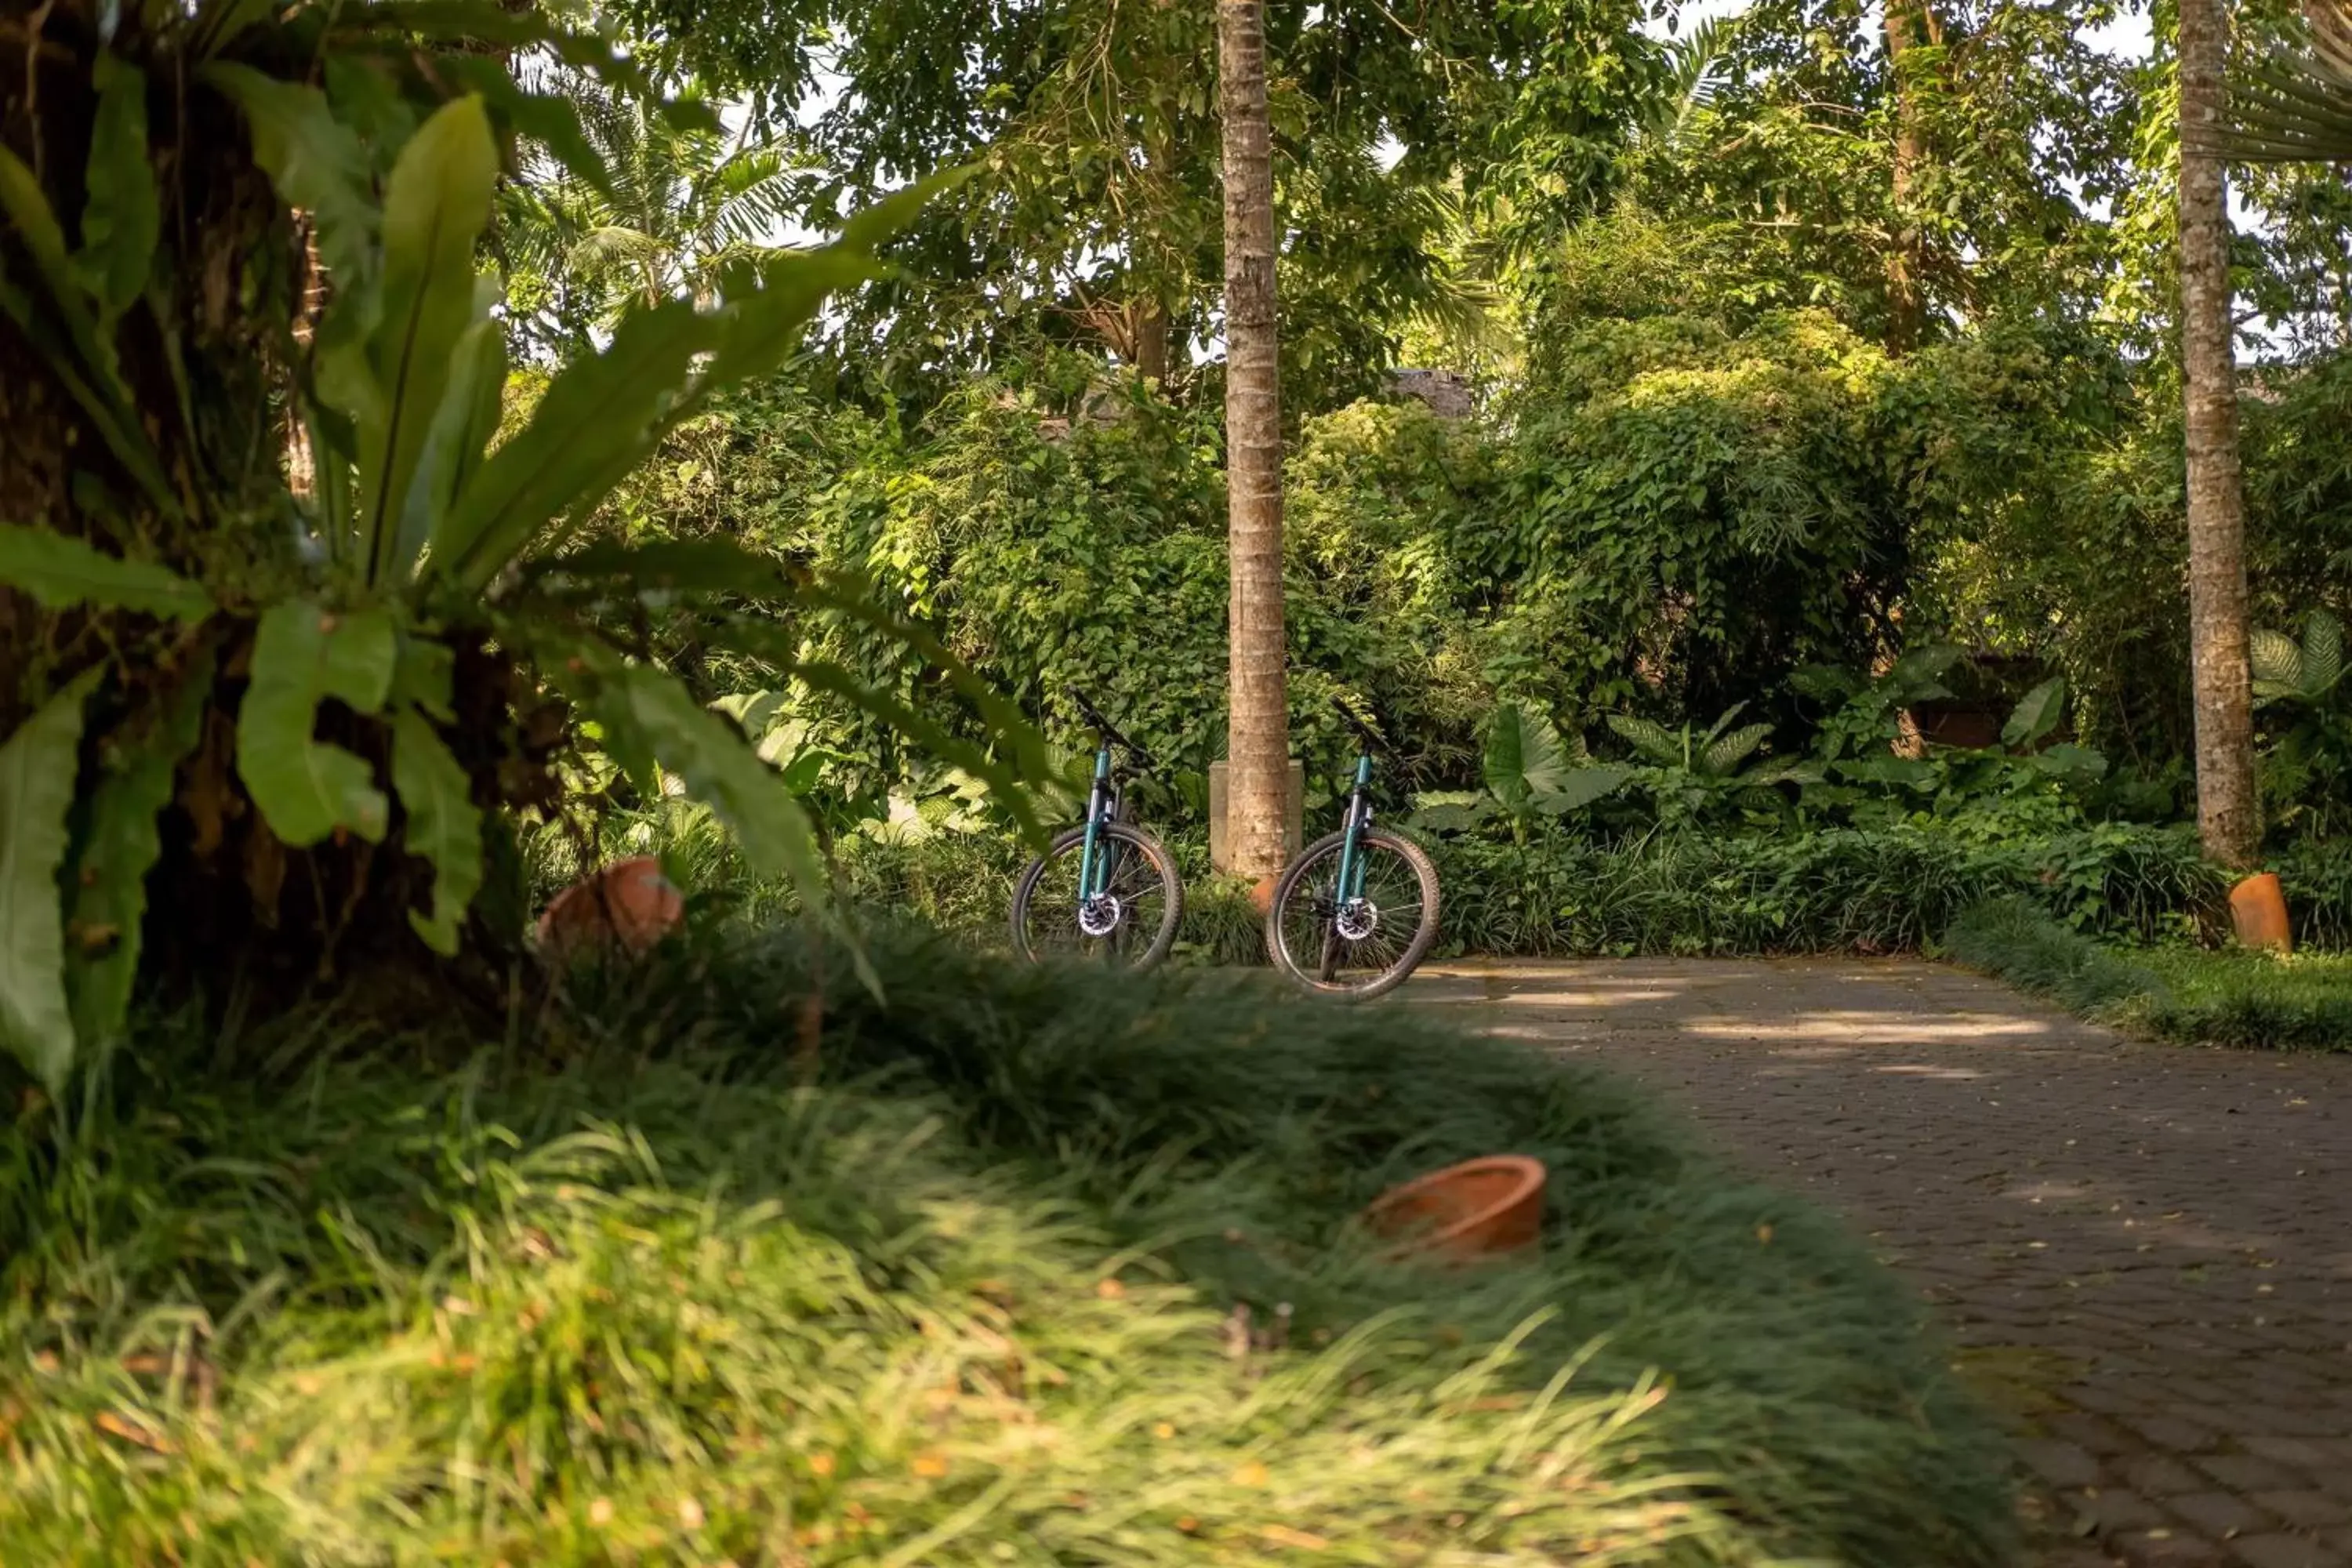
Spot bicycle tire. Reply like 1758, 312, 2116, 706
1010, 821, 1185, 969
1265, 826, 1440, 1000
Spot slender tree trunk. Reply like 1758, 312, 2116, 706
2177, 0, 2263, 868
1216, 0, 1290, 879
1134, 299, 1172, 386
1882, 0, 1939, 353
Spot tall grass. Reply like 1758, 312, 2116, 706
1, 928, 2019, 1564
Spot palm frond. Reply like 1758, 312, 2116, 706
2219, 2, 2352, 162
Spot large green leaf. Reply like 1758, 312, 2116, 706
67, 655, 212, 1050
1482, 702, 1573, 809
236, 602, 397, 847
2252, 627, 2307, 699
391, 707, 482, 955
361, 95, 497, 583
1701, 722, 1772, 778
431, 297, 718, 592
1535, 764, 1634, 815
74, 54, 159, 324
576, 653, 825, 898
2002, 676, 2067, 750
1605, 713, 1685, 768
0, 523, 212, 621
201, 65, 378, 289
2302, 609, 2343, 697
0, 673, 99, 1091
393, 303, 505, 580
0, 148, 177, 519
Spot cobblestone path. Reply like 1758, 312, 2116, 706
1413, 959, 2352, 1568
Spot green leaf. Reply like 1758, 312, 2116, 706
1482, 702, 1571, 808
201, 65, 378, 292
2251, 627, 2305, 698
2028, 742, 2108, 787
0, 523, 212, 621
74, 54, 159, 323
2301, 609, 2343, 697
1533, 764, 1633, 814
361, 95, 498, 584
390, 632, 456, 721
0, 147, 177, 520
2002, 676, 2067, 750
1605, 713, 1683, 768
433, 298, 718, 592
1701, 722, 1771, 777
585, 656, 826, 897
391, 707, 482, 955
394, 303, 506, 580
67, 654, 212, 1050
528, 535, 804, 599
0, 673, 99, 1091
235, 602, 397, 848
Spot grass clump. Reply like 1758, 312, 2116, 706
1944, 898, 2352, 1051
2, 928, 2016, 1565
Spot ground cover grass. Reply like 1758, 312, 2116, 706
1944, 898, 2352, 1051
2, 927, 2018, 1565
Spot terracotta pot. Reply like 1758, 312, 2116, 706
536, 856, 684, 964
1363, 1155, 1548, 1264
2228, 872, 2293, 956
1248, 874, 1282, 916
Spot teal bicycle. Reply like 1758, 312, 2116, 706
1265, 701, 1440, 999
1009, 691, 1185, 968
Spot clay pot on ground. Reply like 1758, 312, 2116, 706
1362, 1155, 1548, 1264
536, 856, 684, 964
2228, 872, 2293, 955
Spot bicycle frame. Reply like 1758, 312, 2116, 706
1333, 750, 1374, 904
1076, 743, 1124, 901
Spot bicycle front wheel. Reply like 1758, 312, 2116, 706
1009, 822, 1185, 969
1265, 826, 1440, 1000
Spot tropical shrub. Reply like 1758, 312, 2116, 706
0, 2, 1039, 1092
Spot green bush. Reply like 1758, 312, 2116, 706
1944, 898, 2352, 1051
1432, 823, 2226, 956
0, 930, 2018, 1563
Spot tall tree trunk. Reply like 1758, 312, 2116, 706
1882, 0, 1939, 353
1216, 0, 1290, 879
2178, 0, 2263, 868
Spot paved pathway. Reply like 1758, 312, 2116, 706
1412, 959, 2352, 1568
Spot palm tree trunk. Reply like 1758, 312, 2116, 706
2178, 0, 2263, 869
1216, 0, 1290, 880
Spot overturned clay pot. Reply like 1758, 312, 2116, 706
1362, 1154, 1548, 1264
536, 856, 684, 964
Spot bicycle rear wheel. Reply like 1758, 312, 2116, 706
1010, 822, 1185, 969
1265, 826, 1440, 1000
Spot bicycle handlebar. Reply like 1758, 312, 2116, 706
1069, 688, 1157, 771
1334, 697, 1382, 753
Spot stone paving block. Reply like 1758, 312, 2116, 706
2020, 1439, 2107, 1490
2251, 1492, 2352, 1530
2166, 1490, 2274, 1539
2122, 1454, 2209, 1497
2112, 1529, 2218, 1566
2201, 1455, 2309, 1494
2064, 1489, 2169, 1531
2232, 1534, 2347, 1568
